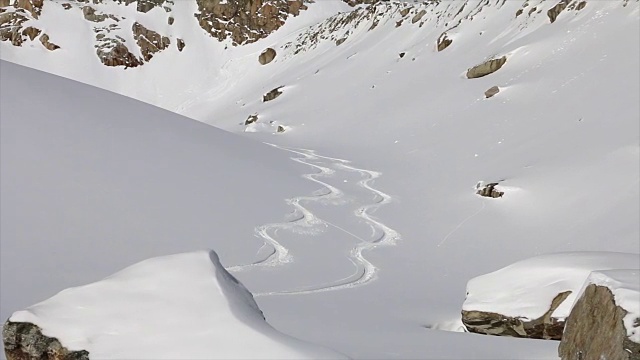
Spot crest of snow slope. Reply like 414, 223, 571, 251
0, 61, 324, 333
585, 269, 640, 343
463, 252, 640, 321
9, 250, 344, 359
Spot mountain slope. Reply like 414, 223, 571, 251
1, 0, 638, 358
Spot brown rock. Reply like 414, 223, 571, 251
61, 3, 71, 10
258, 47, 276, 65
82, 6, 108, 22
194, 0, 307, 46
132, 21, 170, 62
14, 0, 43, 18
463, 291, 572, 340
177, 38, 185, 52
437, 32, 452, 52
559, 283, 640, 360
3, 321, 89, 360
168, 16, 174, 25
476, 182, 504, 198
263, 86, 283, 102
97, 42, 142, 68
547, 1, 568, 23
484, 86, 500, 98
21, 26, 40, 40
411, 9, 426, 24
466, 56, 507, 79
39, 33, 59, 51
515, 8, 523, 17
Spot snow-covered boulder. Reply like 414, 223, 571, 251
559, 270, 640, 360
462, 252, 640, 340
3, 250, 345, 360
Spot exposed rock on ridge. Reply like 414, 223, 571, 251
462, 291, 572, 340
3, 321, 89, 360
194, 0, 309, 45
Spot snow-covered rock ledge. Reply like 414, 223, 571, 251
559, 270, 640, 360
2, 250, 345, 360
462, 252, 640, 341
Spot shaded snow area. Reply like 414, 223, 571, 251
585, 269, 640, 343
10, 250, 344, 359
463, 252, 640, 321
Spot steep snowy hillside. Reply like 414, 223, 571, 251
2, 0, 639, 358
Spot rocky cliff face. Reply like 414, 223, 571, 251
559, 281, 640, 360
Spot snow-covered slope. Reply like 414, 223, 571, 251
0, 60, 319, 333
9, 250, 344, 359
2, 0, 639, 358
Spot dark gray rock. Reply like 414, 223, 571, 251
3, 321, 90, 360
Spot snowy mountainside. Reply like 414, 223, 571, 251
1, 0, 639, 359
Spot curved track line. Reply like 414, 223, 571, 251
226, 149, 340, 273
253, 146, 401, 296
436, 201, 486, 248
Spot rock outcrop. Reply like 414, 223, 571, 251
463, 291, 571, 340
466, 56, 507, 79
194, 0, 308, 45
132, 21, 170, 61
484, 86, 500, 98
3, 321, 90, 360
559, 277, 640, 360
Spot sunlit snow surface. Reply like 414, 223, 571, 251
10, 250, 345, 359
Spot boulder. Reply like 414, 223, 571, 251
437, 32, 452, 52
484, 86, 500, 98
259, 47, 276, 65
3, 321, 89, 360
466, 56, 507, 79
263, 86, 284, 102
476, 182, 503, 198
559, 271, 640, 360
245, 113, 259, 125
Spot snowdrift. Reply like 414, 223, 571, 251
8, 250, 344, 359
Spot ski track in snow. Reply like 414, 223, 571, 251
226, 145, 400, 296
